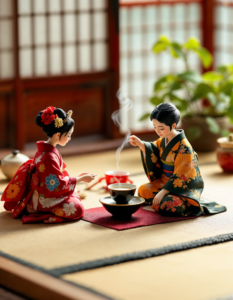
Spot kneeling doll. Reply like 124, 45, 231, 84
1, 107, 96, 224
129, 103, 226, 217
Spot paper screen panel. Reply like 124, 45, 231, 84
119, 2, 202, 132
0, 52, 14, 78
0, 0, 14, 79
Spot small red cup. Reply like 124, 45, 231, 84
86, 170, 133, 190
105, 170, 133, 186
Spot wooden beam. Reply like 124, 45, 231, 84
13, 0, 25, 150
0, 256, 110, 300
201, 0, 215, 72
107, 0, 120, 139
120, 0, 203, 7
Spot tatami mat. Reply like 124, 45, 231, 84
62, 240, 233, 300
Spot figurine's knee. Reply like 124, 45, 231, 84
73, 200, 84, 218
138, 183, 155, 204
61, 198, 84, 219
138, 183, 148, 198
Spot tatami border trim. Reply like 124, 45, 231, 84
50, 232, 233, 275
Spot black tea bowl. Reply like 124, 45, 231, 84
100, 196, 145, 219
108, 183, 137, 204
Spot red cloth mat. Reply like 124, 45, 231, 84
82, 207, 197, 231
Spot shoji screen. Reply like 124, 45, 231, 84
120, 1, 202, 132
0, 0, 14, 78
214, 1, 233, 67
18, 0, 108, 77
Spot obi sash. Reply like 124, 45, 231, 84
161, 159, 174, 178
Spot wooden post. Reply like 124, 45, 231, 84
201, 0, 215, 72
13, 0, 24, 150
107, 0, 120, 139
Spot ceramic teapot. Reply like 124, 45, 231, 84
0, 150, 30, 180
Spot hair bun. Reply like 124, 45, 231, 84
35, 111, 44, 128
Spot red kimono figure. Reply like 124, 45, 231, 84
1, 107, 96, 224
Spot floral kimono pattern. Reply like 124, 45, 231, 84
138, 130, 226, 217
1, 142, 84, 224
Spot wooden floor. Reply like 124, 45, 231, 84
0, 286, 28, 300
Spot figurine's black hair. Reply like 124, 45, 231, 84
150, 103, 180, 130
35, 108, 75, 138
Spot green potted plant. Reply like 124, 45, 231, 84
140, 36, 233, 151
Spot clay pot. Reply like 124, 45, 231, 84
181, 116, 229, 152
0, 150, 29, 180
216, 135, 233, 173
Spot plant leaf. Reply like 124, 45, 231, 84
194, 47, 213, 68
139, 113, 151, 121
221, 129, 229, 137
227, 105, 233, 122
186, 127, 201, 141
150, 96, 163, 106
170, 42, 184, 58
218, 92, 230, 104
206, 92, 217, 106
230, 91, 233, 106
159, 35, 171, 44
152, 41, 168, 54
154, 74, 175, 92
205, 117, 220, 134
169, 94, 188, 111
177, 71, 202, 83
192, 83, 214, 101
202, 71, 223, 82
220, 82, 233, 96
184, 37, 200, 49
217, 65, 228, 73
169, 81, 183, 91
227, 64, 233, 73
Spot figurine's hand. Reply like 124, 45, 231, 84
129, 135, 145, 153
81, 174, 97, 183
129, 135, 142, 147
78, 172, 89, 176
152, 195, 162, 210
76, 174, 97, 183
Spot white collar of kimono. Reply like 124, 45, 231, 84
165, 130, 180, 147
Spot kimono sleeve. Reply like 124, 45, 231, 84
61, 161, 69, 177
163, 145, 204, 204
40, 154, 77, 198
140, 141, 162, 182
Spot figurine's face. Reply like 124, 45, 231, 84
58, 126, 74, 146
152, 119, 175, 138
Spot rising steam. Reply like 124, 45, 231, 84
111, 88, 133, 169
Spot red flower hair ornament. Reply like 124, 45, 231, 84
41, 106, 58, 125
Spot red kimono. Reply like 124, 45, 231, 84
1, 142, 84, 224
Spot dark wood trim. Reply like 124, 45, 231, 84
201, 0, 214, 72
107, 0, 120, 139
0, 286, 27, 300
215, 1, 233, 6
0, 80, 14, 93
0, 256, 110, 300
13, 0, 25, 149
120, 0, 203, 7
21, 71, 113, 89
